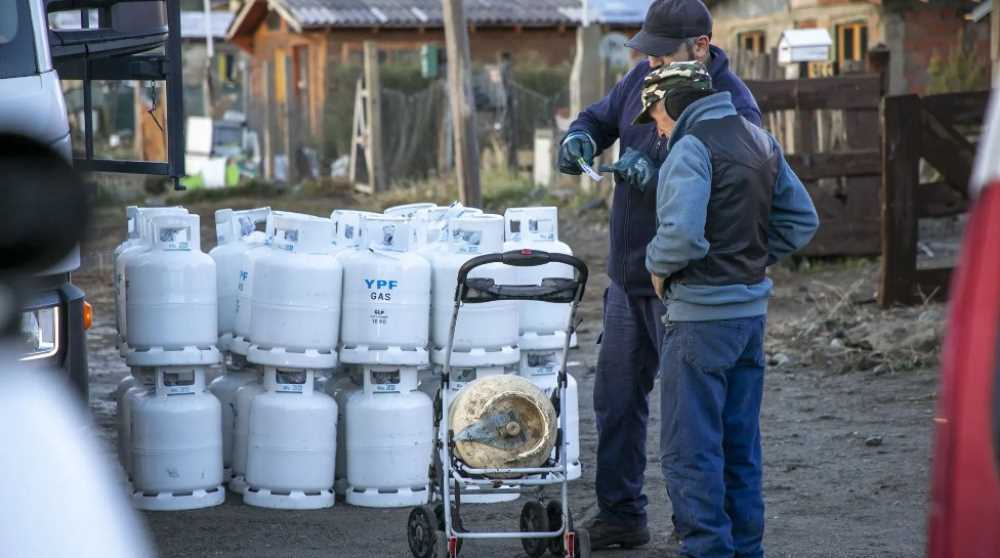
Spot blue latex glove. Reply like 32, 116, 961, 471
599, 147, 655, 192
558, 132, 596, 175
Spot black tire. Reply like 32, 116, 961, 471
433, 502, 463, 556
520, 500, 550, 558
545, 500, 572, 556
575, 527, 592, 558
408, 506, 438, 558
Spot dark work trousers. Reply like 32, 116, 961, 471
594, 282, 667, 528
660, 316, 767, 558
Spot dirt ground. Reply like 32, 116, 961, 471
78, 195, 939, 558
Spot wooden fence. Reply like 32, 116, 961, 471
878, 91, 989, 307
745, 73, 884, 256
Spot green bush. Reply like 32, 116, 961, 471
512, 53, 571, 98
927, 30, 990, 94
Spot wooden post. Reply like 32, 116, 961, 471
992, 2, 1000, 82
499, 52, 518, 173
261, 61, 273, 180
570, 24, 603, 192
879, 95, 921, 307
284, 52, 299, 184
866, 45, 891, 96
363, 41, 386, 192
442, 0, 482, 207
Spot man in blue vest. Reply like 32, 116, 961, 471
641, 61, 818, 558
557, 0, 761, 550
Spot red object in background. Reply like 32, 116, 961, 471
928, 89, 1000, 558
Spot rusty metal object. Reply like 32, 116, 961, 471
449, 375, 557, 476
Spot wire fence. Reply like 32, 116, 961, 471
374, 78, 568, 183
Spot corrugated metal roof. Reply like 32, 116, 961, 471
279, 0, 588, 28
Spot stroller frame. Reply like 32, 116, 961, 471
407, 249, 591, 558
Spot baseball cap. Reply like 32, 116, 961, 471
633, 61, 713, 125
625, 0, 713, 57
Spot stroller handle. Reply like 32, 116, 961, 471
455, 249, 589, 304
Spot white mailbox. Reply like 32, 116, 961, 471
777, 29, 833, 64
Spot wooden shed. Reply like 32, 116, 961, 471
227, 0, 642, 179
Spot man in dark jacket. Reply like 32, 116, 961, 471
557, 0, 762, 550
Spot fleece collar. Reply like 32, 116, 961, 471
667, 91, 738, 150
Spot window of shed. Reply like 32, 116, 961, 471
739, 31, 766, 54
266, 11, 281, 31
837, 21, 868, 63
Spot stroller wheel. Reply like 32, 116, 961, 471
520, 500, 550, 558
573, 527, 592, 558
433, 503, 464, 555
407, 505, 438, 558
545, 500, 572, 556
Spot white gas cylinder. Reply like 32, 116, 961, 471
429, 214, 520, 367
229, 371, 264, 494
519, 349, 581, 481
345, 365, 433, 508
207, 352, 257, 481
115, 367, 153, 476
416, 366, 439, 400
210, 207, 270, 351
327, 366, 362, 496
503, 207, 574, 350
331, 209, 378, 252
115, 206, 188, 356
244, 367, 337, 509
129, 366, 224, 511
411, 203, 483, 254
248, 212, 341, 369
383, 202, 437, 219
339, 214, 431, 366
230, 212, 282, 358
125, 214, 217, 355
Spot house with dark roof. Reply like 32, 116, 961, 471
707, 0, 991, 92
226, 0, 642, 172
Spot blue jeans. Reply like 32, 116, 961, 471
660, 316, 767, 558
594, 283, 666, 527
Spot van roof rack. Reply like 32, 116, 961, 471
49, 0, 185, 189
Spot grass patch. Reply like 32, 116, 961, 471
165, 180, 287, 204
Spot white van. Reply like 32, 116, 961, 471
0, 0, 85, 399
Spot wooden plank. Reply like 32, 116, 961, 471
442, 0, 482, 207
879, 95, 922, 307
916, 182, 968, 218
921, 90, 990, 128
785, 150, 881, 181
843, 109, 880, 151
796, 109, 818, 156
799, 219, 881, 257
920, 103, 975, 195
363, 41, 386, 192
746, 75, 881, 112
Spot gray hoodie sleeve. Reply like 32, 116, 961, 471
767, 138, 820, 264
645, 135, 713, 278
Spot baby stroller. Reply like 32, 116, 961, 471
406, 249, 591, 558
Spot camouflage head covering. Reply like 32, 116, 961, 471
633, 61, 713, 125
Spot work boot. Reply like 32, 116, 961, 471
581, 517, 651, 550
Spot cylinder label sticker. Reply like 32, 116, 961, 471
372, 370, 400, 392
526, 352, 560, 376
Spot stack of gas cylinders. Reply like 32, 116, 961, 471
112, 202, 579, 512
113, 207, 224, 511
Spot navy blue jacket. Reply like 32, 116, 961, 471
567, 46, 762, 297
